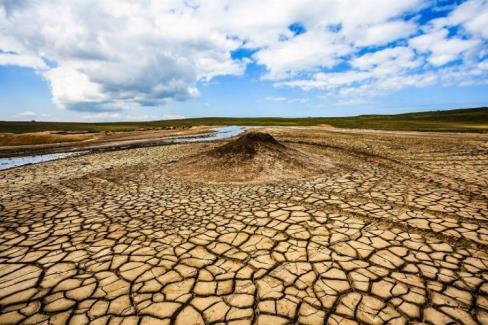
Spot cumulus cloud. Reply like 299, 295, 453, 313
0, 0, 245, 111
352, 47, 421, 75
0, 53, 47, 69
272, 0, 487, 101
449, 0, 488, 38
254, 30, 350, 80
354, 20, 417, 47
277, 71, 372, 91
410, 29, 480, 66
0, 0, 487, 111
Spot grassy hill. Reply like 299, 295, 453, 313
1, 107, 487, 134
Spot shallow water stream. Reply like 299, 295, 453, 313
0, 152, 88, 171
0, 126, 245, 170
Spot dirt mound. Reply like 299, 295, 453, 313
167, 131, 331, 183
209, 131, 286, 158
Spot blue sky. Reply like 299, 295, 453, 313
0, 0, 487, 121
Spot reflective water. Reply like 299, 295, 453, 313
167, 125, 244, 143
0, 126, 245, 170
0, 152, 87, 171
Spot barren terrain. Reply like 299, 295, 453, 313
0, 126, 211, 158
1, 127, 487, 324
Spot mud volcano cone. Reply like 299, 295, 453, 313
167, 131, 331, 183
209, 132, 286, 158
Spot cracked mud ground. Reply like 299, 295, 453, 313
1, 128, 488, 325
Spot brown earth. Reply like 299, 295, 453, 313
0, 126, 212, 158
0, 131, 91, 146
1, 127, 488, 324
167, 131, 332, 183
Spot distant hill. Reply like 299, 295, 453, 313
1, 107, 487, 133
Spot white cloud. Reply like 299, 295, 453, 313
352, 47, 421, 75
0, 53, 47, 69
277, 42, 459, 100
264, 96, 288, 101
277, 71, 372, 90
254, 30, 351, 80
78, 113, 130, 122
78, 111, 185, 122
287, 98, 308, 104
161, 113, 186, 120
264, 96, 308, 104
43, 67, 106, 109
335, 98, 369, 106
409, 28, 480, 66
250, 0, 424, 80
479, 60, 488, 70
79, 112, 161, 122
354, 20, 417, 47
0, 0, 486, 112
0, 0, 246, 111
14, 111, 52, 120
16, 111, 37, 117
449, 0, 488, 38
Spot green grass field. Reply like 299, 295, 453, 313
1, 107, 487, 134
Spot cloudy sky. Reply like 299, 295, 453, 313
1, 0, 488, 121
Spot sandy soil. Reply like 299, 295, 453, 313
1, 127, 487, 324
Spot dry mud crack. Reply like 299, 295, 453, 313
1, 128, 488, 324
